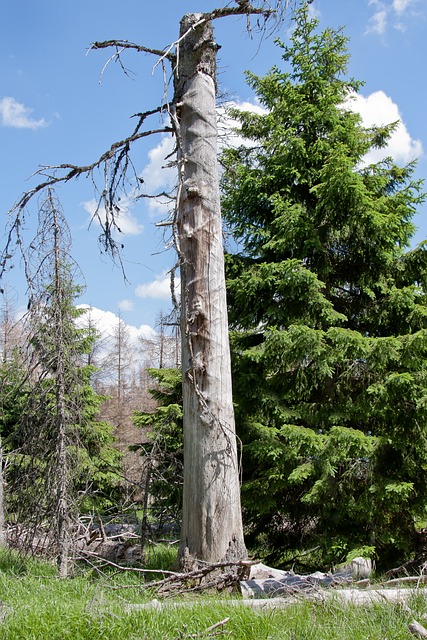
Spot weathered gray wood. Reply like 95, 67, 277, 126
124, 589, 427, 612
175, 13, 246, 568
409, 620, 427, 637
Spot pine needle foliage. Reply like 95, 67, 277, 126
133, 368, 183, 531
221, 4, 427, 569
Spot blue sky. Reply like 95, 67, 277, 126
1, 0, 426, 337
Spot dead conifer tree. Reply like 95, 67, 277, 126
174, 12, 248, 568
2, 1, 296, 570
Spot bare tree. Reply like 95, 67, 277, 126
139, 310, 180, 371
0, 290, 22, 365
2, 1, 296, 569
174, 12, 247, 568
76, 307, 110, 391
111, 315, 135, 414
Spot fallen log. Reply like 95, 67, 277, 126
124, 588, 427, 612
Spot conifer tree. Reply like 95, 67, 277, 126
221, 5, 427, 569
3, 190, 122, 574
133, 368, 183, 552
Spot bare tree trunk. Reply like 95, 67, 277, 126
52, 195, 71, 579
140, 456, 152, 565
56, 405, 70, 578
175, 13, 246, 568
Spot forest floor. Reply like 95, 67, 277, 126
0, 547, 426, 639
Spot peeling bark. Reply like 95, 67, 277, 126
175, 14, 246, 568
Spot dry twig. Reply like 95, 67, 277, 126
409, 620, 427, 638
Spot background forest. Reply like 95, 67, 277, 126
1, 5, 427, 575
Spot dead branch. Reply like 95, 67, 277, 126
90, 40, 171, 60
205, 4, 272, 21
386, 557, 426, 577
204, 618, 230, 634
1, 107, 173, 278
76, 549, 180, 576
136, 191, 175, 201
379, 575, 427, 587
76, 555, 254, 595
140, 560, 253, 596
16, 127, 171, 211
97, 47, 137, 83
185, 617, 230, 638
409, 620, 427, 638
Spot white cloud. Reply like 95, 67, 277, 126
367, 6, 388, 34
135, 272, 180, 301
226, 93, 421, 168
76, 304, 156, 343
366, 0, 419, 34
347, 90, 423, 164
83, 197, 144, 236
393, 0, 414, 12
118, 299, 134, 311
140, 135, 176, 216
0, 96, 47, 129
217, 100, 267, 151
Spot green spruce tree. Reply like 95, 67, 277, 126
133, 368, 183, 539
221, 5, 427, 569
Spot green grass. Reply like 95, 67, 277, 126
0, 548, 425, 639
144, 541, 178, 571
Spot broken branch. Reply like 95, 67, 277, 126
90, 40, 171, 60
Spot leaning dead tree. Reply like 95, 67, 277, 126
2, 1, 295, 570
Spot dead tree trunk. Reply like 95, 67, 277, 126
3, 2, 284, 573
175, 13, 246, 569
52, 194, 71, 578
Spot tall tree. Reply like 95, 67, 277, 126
2, 1, 296, 569
221, 5, 427, 569
174, 12, 246, 568
5, 190, 122, 575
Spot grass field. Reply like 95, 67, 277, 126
0, 548, 425, 639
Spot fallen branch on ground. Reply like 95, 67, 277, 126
380, 575, 427, 587
124, 588, 427, 612
75, 549, 179, 575
76, 551, 256, 595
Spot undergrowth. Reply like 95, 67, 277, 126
0, 547, 424, 639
